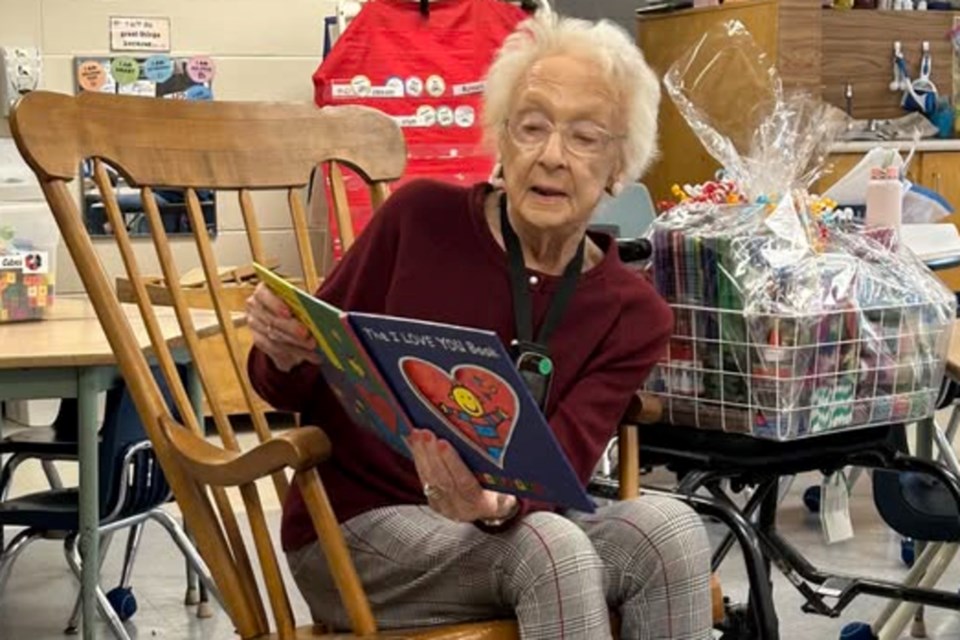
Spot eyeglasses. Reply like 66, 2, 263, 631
506, 112, 622, 158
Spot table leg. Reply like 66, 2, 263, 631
77, 368, 100, 640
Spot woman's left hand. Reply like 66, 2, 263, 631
407, 428, 518, 523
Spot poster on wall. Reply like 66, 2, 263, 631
109, 16, 171, 52
73, 54, 217, 238
74, 54, 214, 100
313, 0, 527, 261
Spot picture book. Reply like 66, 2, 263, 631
253, 264, 595, 513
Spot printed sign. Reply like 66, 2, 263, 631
110, 16, 171, 52
184, 84, 214, 100
143, 54, 175, 83
187, 56, 216, 83
110, 57, 141, 85
77, 60, 107, 91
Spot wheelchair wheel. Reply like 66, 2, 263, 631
106, 586, 138, 622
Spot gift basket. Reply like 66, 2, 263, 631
643, 21, 957, 440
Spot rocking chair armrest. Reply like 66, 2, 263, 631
160, 416, 331, 487
623, 392, 662, 425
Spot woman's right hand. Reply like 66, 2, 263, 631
246, 283, 321, 372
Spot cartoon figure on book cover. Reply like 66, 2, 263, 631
400, 357, 519, 468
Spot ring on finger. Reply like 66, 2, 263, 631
423, 483, 443, 501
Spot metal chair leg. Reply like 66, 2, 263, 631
0, 453, 26, 502
63, 533, 130, 640
117, 523, 143, 589
871, 541, 943, 632
875, 544, 959, 640
182, 518, 199, 606
148, 509, 222, 612
40, 459, 64, 490
0, 527, 42, 594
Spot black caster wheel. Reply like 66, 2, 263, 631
840, 621, 877, 640
106, 586, 137, 622
901, 538, 916, 568
803, 485, 821, 513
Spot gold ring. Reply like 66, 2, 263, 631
423, 483, 442, 500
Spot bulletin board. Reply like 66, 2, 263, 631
73, 54, 217, 238
74, 54, 214, 99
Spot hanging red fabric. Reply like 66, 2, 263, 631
313, 0, 526, 260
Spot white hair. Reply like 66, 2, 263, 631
482, 12, 661, 183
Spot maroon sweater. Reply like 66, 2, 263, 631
248, 179, 673, 552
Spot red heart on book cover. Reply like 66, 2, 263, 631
400, 357, 519, 468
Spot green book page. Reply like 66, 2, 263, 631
252, 263, 412, 456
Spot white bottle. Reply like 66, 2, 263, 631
865, 166, 903, 229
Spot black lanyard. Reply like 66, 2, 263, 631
499, 192, 584, 362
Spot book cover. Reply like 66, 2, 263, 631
349, 313, 595, 512
254, 264, 595, 513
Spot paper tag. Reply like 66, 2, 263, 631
453, 81, 485, 96
820, 471, 854, 544
393, 114, 424, 128
0, 251, 50, 274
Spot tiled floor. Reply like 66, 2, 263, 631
4, 426, 960, 638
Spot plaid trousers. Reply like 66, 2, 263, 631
286, 495, 712, 639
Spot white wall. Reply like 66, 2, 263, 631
0, 0, 335, 293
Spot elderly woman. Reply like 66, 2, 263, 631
246, 12, 712, 640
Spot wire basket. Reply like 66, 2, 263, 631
644, 300, 952, 440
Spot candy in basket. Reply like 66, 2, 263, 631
643, 22, 956, 440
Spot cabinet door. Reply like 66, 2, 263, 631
815, 154, 863, 194
919, 152, 960, 291
816, 152, 924, 194
919, 152, 960, 210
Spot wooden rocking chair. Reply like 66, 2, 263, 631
11, 90, 663, 639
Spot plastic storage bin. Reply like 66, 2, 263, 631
0, 203, 58, 322
0, 138, 58, 323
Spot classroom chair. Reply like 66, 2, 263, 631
0, 399, 81, 548
0, 365, 216, 639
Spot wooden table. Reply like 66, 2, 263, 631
0, 297, 224, 640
